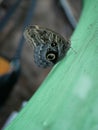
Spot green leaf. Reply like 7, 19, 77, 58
5, 0, 98, 129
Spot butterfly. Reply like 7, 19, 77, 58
23, 25, 70, 68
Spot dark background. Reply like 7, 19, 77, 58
0, 0, 82, 128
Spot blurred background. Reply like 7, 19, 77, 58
0, 0, 82, 129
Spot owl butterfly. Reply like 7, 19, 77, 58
23, 25, 70, 68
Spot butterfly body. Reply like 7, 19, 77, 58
24, 25, 70, 68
